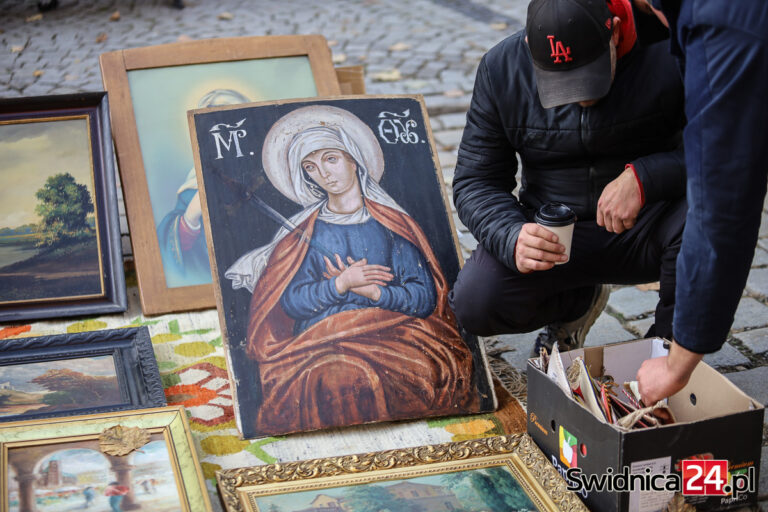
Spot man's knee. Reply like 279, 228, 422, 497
449, 271, 507, 336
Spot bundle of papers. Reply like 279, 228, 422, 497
536, 345, 675, 429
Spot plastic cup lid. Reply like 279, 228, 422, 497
535, 202, 577, 227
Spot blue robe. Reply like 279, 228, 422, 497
280, 217, 437, 334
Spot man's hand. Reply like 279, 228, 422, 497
597, 167, 643, 234
514, 223, 567, 273
636, 341, 703, 405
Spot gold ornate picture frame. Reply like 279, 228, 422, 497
217, 434, 587, 512
0, 406, 211, 512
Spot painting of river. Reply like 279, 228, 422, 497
0, 116, 104, 304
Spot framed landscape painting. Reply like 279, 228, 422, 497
0, 93, 126, 322
0, 327, 165, 423
217, 434, 587, 512
0, 406, 211, 512
100, 35, 342, 315
188, 95, 496, 438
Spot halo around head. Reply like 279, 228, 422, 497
262, 105, 385, 205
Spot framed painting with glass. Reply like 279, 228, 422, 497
99, 35, 341, 314
0, 93, 126, 322
0, 326, 164, 423
188, 95, 496, 438
216, 434, 587, 512
0, 406, 211, 512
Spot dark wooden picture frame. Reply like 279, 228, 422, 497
189, 95, 495, 438
0, 93, 127, 323
100, 35, 342, 315
0, 326, 165, 423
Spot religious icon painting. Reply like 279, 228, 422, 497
188, 96, 497, 438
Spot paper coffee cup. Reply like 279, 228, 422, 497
535, 202, 576, 265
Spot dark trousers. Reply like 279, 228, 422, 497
449, 198, 687, 338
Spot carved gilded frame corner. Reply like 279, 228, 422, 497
216, 434, 588, 512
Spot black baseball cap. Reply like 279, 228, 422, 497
526, 0, 614, 108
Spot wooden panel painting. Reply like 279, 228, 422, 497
0, 356, 120, 418
0, 117, 103, 303
189, 95, 496, 438
251, 465, 538, 512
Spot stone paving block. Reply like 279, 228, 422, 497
746, 268, 768, 298
433, 112, 467, 130
437, 149, 458, 169
760, 212, 768, 238
433, 128, 464, 149
732, 297, 768, 331
702, 342, 750, 368
725, 366, 768, 406
628, 317, 655, 338
583, 312, 635, 347
734, 327, 768, 355
457, 230, 478, 252
424, 93, 472, 115
753, 247, 768, 267
498, 332, 538, 372
607, 286, 658, 320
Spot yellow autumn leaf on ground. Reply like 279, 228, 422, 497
444, 418, 495, 436
372, 69, 402, 82
95, 32, 108, 43
443, 89, 464, 97
109, 11, 120, 21
33, 70, 43, 78
99, 425, 150, 456
388, 42, 411, 51
11, 45, 23, 53
327, 39, 338, 47
26, 14, 43, 22
332, 53, 347, 64
490, 22, 508, 31
218, 12, 234, 20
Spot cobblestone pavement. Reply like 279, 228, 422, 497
2, 0, 767, 505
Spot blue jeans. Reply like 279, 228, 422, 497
108, 495, 124, 512
667, 0, 768, 353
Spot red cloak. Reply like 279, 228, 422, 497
245, 200, 481, 434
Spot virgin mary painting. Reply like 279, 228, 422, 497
224, 105, 481, 434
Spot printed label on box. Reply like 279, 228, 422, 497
629, 456, 674, 512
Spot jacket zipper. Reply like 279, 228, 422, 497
579, 107, 595, 212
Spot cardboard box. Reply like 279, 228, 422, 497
526, 338, 764, 512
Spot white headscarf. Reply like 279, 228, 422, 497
225, 126, 405, 292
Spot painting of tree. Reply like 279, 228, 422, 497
442, 466, 535, 512
34, 172, 94, 248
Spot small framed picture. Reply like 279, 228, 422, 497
216, 434, 587, 512
188, 96, 496, 437
0, 327, 165, 423
100, 35, 341, 315
0, 92, 127, 322
0, 406, 212, 512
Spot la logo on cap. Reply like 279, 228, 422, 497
547, 35, 572, 63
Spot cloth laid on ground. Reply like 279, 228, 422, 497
0, 280, 527, 511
